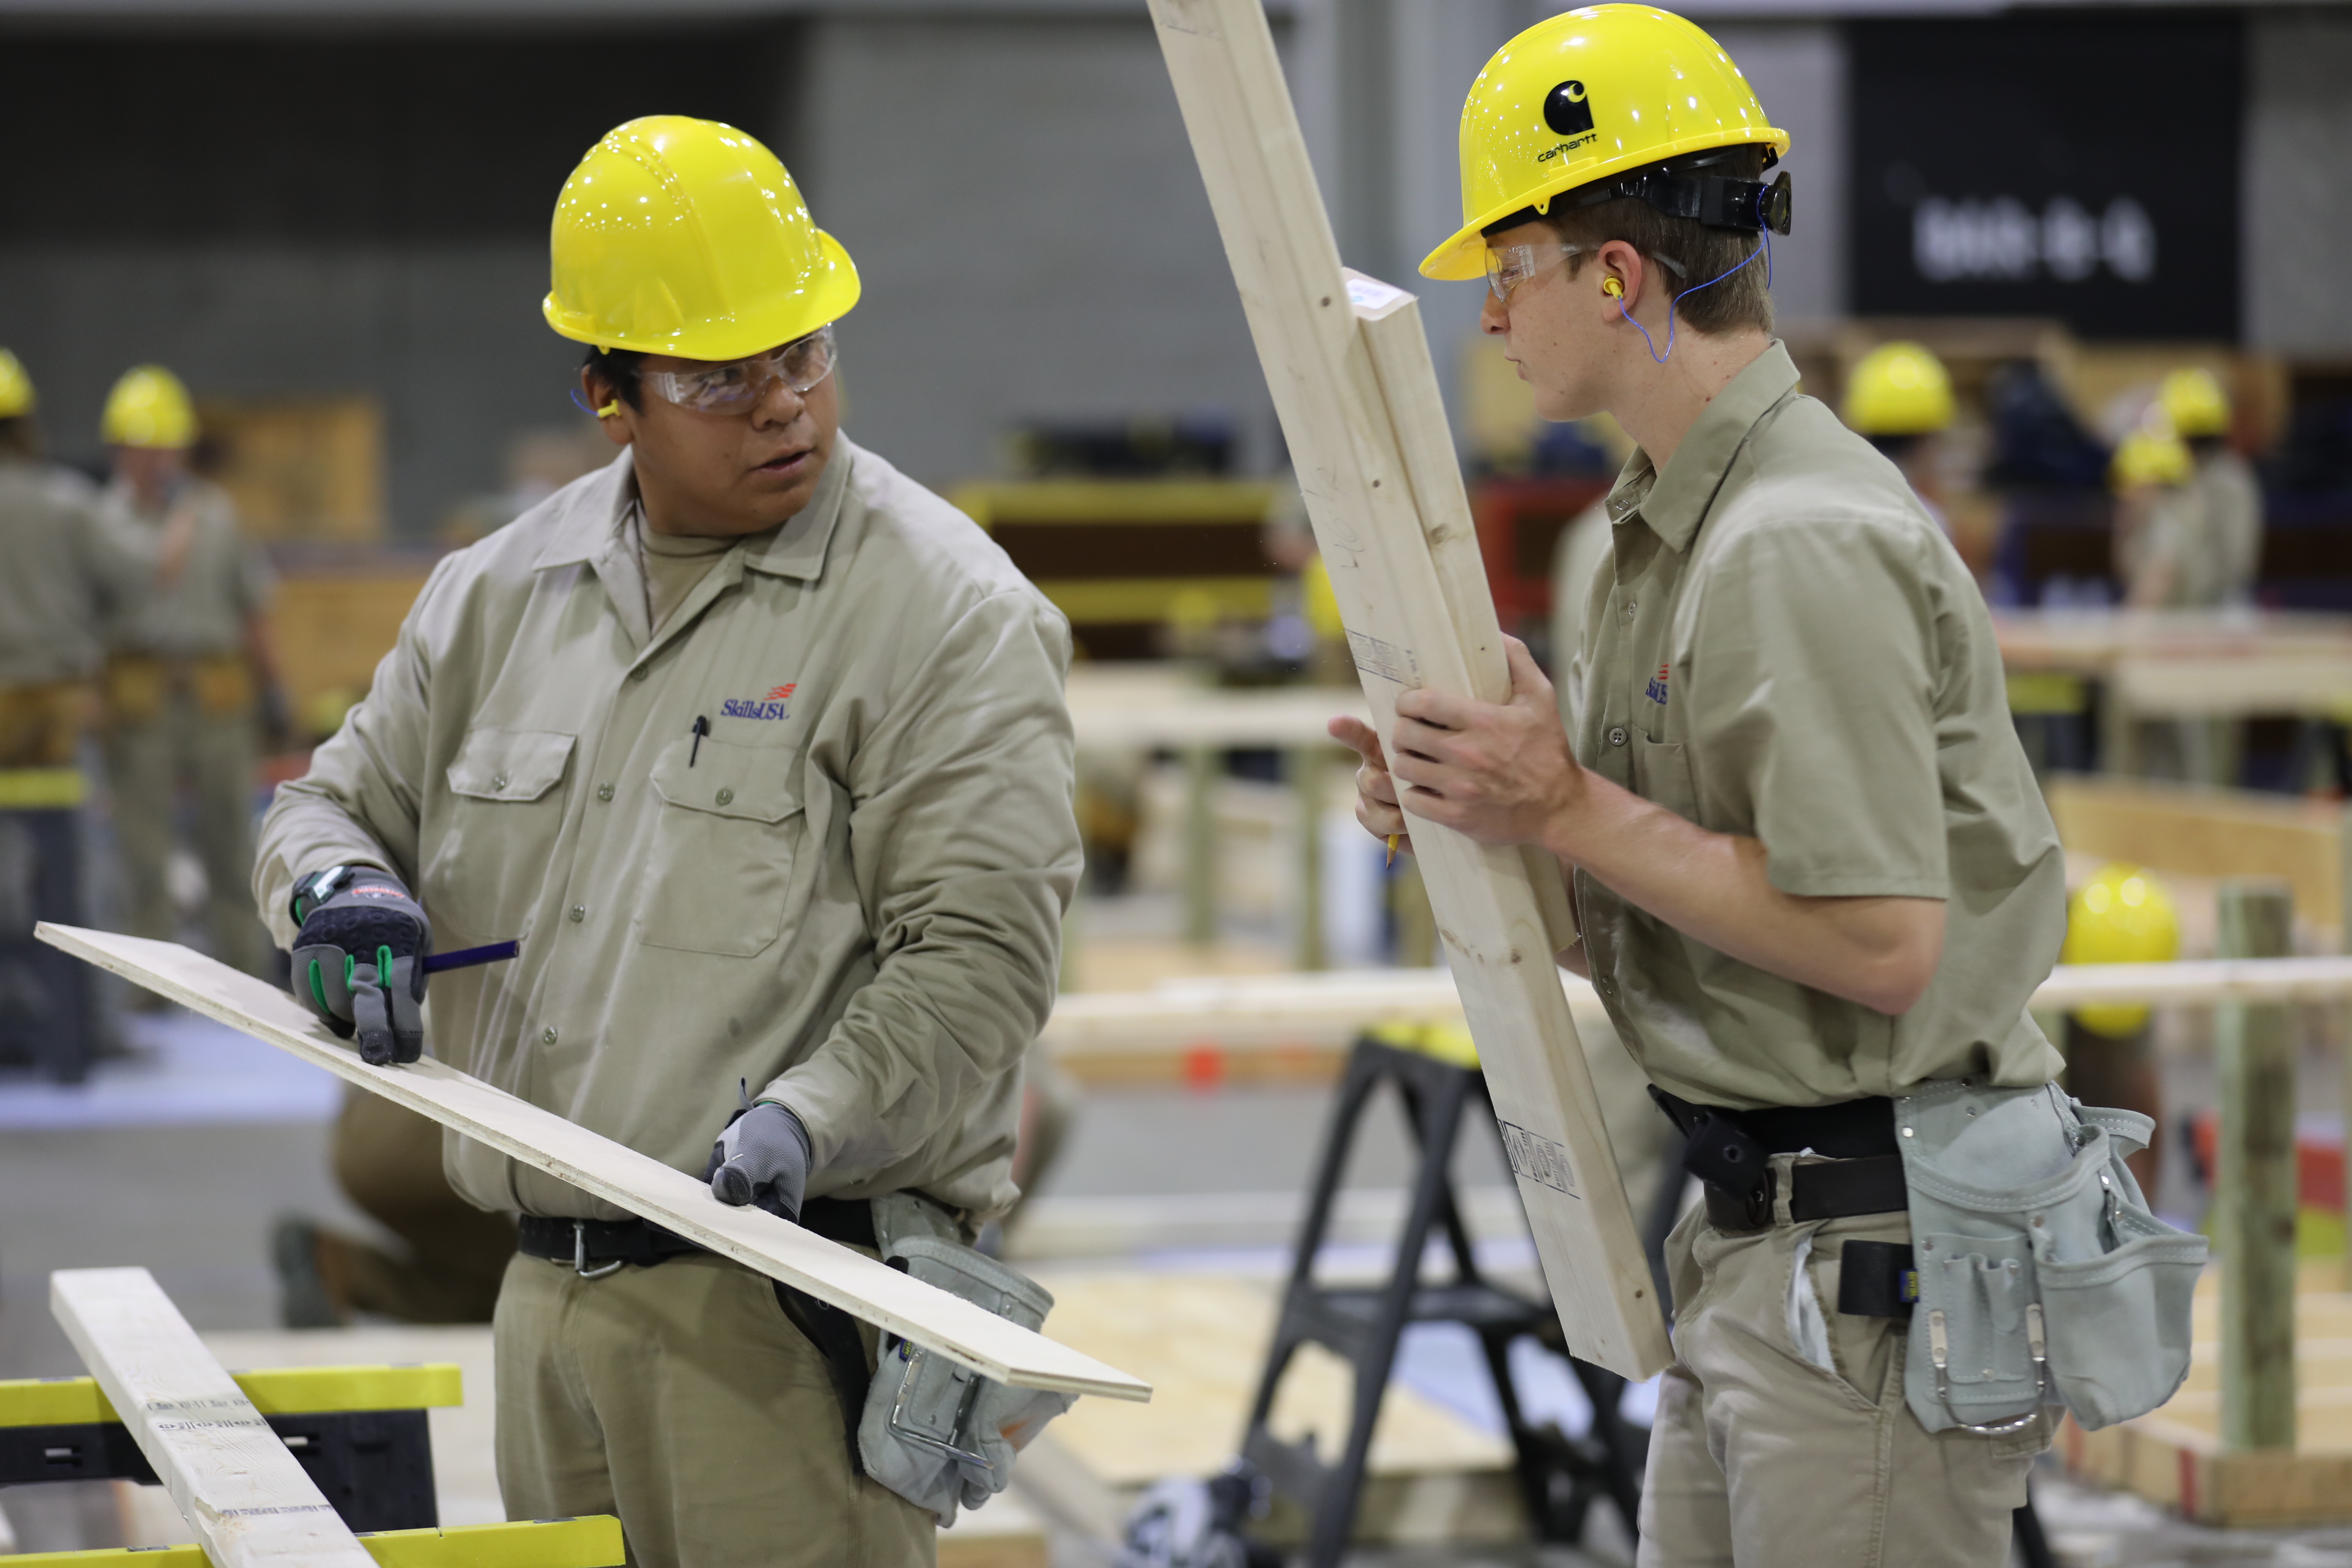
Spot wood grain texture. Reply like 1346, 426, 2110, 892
36, 925, 1148, 1404
51, 1267, 376, 1568
2217, 884, 2299, 1453
1144, 0, 1667, 1377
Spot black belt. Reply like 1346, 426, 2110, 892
1649, 1085, 1908, 1232
515, 1199, 880, 1476
517, 1198, 877, 1278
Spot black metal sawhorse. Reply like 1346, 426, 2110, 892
1239, 1036, 1647, 1564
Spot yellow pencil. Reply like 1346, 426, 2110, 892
1386, 833, 1400, 867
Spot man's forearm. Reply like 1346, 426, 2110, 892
1542, 771, 1943, 1014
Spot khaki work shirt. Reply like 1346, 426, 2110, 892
0, 459, 153, 685
2193, 450, 2262, 607
1570, 344, 2065, 1111
102, 477, 271, 658
255, 438, 1080, 1221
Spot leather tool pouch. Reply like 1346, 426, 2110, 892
1896, 1079, 2206, 1436
858, 1195, 1075, 1526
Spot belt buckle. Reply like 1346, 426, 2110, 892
573, 1219, 624, 1280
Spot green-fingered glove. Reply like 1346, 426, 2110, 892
289, 866, 430, 1066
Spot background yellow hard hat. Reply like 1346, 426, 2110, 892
0, 350, 34, 419
2062, 863, 2180, 1038
1423, 5, 1789, 281
1842, 341, 1954, 437
1301, 554, 1346, 642
544, 115, 859, 362
2158, 368, 2229, 440
101, 365, 197, 449
2111, 424, 2190, 492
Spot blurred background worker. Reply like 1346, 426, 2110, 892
1841, 340, 1957, 535
2161, 367, 2264, 609
2112, 421, 2200, 609
0, 350, 173, 770
99, 365, 279, 979
2060, 863, 2178, 1194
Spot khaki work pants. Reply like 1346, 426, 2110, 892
495, 1250, 934, 1568
105, 654, 267, 976
317, 1093, 516, 1322
1638, 1187, 2044, 1568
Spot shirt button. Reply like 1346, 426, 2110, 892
569, 904, 585, 923
596, 783, 614, 801
541, 1027, 558, 1045
716, 787, 734, 806
491, 772, 508, 791
1622, 600, 1636, 619
629, 666, 650, 683
1608, 726, 1628, 747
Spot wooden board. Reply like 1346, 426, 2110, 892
1145, 0, 1668, 1380
50, 1267, 377, 1567
2044, 776, 2343, 936
37, 925, 1148, 1405
1018, 1271, 1523, 1549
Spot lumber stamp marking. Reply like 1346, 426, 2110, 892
1145, 0, 1669, 1376
36, 925, 1149, 1405
50, 1267, 376, 1568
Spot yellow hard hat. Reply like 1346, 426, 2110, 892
2062, 864, 2180, 1038
0, 350, 34, 419
544, 115, 859, 362
1301, 554, 1346, 642
2158, 368, 2229, 440
1842, 341, 1954, 437
101, 365, 197, 450
1423, 5, 1789, 281
2111, 425, 2190, 492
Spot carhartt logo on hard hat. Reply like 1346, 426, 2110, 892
1543, 82, 1594, 136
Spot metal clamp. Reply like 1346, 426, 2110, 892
1927, 1303, 2051, 1436
573, 1220, 624, 1280
886, 1342, 993, 1474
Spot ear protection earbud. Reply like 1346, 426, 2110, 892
1602, 277, 1624, 299
596, 401, 621, 419
1606, 231, 1772, 365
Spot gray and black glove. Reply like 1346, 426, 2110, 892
705, 1094, 812, 1224
289, 865, 430, 1067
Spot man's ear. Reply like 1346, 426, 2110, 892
1595, 240, 1644, 311
580, 365, 632, 448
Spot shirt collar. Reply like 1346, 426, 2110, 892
1606, 340, 1801, 554
530, 437, 854, 584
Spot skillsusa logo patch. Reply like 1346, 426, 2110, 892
720, 683, 797, 721
1646, 664, 1669, 706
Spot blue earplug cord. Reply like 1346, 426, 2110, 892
1616, 227, 1772, 365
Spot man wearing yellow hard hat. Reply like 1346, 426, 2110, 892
0, 350, 172, 771
2159, 367, 2263, 608
254, 117, 1079, 1566
2111, 419, 2200, 609
1842, 340, 1956, 536
98, 364, 278, 980
1334, 9, 2192, 1562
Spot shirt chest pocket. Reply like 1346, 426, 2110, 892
430, 727, 576, 943
638, 737, 806, 958
1631, 734, 1700, 826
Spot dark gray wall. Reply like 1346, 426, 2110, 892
2245, 7, 2352, 355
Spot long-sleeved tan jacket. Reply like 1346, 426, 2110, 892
254, 438, 1079, 1222
0, 459, 155, 685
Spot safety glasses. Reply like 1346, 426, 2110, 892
641, 324, 837, 415
1484, 241, 1590, 303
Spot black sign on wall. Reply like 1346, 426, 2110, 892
1847, 12, 2243, 340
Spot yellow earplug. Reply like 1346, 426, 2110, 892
596, 401, 621, 419
1603, 278, 1625, 299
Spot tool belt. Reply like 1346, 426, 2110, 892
105, 651, 253, 724
1649, 1084, 1908, 1232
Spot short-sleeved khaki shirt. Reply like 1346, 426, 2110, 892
255, 438, 1080, 1222
1570, 344, 2065, 1111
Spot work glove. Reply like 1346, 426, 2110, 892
289, 866, 430, 1067
706, 1094, 812, 1224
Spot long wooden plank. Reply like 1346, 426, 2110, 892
50, 1267, 377, 1568
1146, 0, 1667, 1377
36, 925, 1147, 1404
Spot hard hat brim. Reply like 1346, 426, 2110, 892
542, 229, 861, 363
1419, 126, 1790, 282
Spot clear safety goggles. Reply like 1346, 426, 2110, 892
640, 324, 838, 415
1482, 240, 1685, 303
